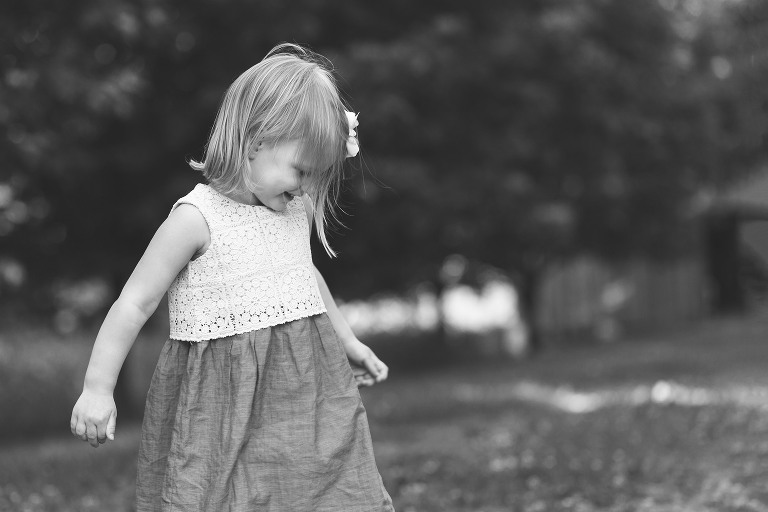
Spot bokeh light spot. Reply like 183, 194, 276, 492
711, 56, 733, 79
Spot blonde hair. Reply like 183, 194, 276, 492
190, 43, 349, 257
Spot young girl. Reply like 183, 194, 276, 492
70, 43, 395, 511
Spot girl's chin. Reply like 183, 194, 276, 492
265, 195, 291, 211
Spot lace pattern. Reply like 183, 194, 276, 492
167, 184, 326, 341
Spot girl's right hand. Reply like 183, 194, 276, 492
70, 389, 117, 448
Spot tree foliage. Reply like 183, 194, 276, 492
0, 0, 759, 313
326, 0, 752, 296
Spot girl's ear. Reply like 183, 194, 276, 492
248, 140, 263, 160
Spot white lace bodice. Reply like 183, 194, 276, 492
167, 184, 326, 341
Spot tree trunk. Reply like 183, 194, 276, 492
433, 277, 448, 343
705, 213, 746, 314
516, 269, 543, 354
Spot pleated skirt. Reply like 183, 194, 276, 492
135, 313, 394, 512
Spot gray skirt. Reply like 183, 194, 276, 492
136, 313, 394, 512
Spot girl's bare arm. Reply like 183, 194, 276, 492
71, 204, 208, 447
314, 266, 389, 386
299, 194, 388, 386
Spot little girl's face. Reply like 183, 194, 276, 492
246, 139, 310, 211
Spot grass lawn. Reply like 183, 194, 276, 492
2, 314, 768, 511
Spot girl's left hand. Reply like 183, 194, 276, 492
344, 339, 389, 387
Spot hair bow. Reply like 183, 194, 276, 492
345, 111, 360, 158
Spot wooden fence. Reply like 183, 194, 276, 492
536, 257, 710, 340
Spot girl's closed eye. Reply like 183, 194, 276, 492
295, 166, 312, 188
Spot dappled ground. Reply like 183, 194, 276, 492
3, 315, 768, 511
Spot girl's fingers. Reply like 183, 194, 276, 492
75, 419, 87, 441
96, 410, 117, 443
107, 410, 117, 441
376, 362, 389, 382
362, 356, 380, 378
356, 376, 374, 387
96, 419, 108, 444
350, 346, 388, 385
365, 356, 388, 382
353, 371, 374, 387
86, 423, 99, 447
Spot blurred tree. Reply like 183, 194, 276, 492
0, 0, 757, 345
689, 0, 768, 314
722, 0, 768, 166
325, 0, 748, 346
1, 0, 159, 302
0, 0, 340, 307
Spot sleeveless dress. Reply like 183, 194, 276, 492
135, 184, 394, 512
